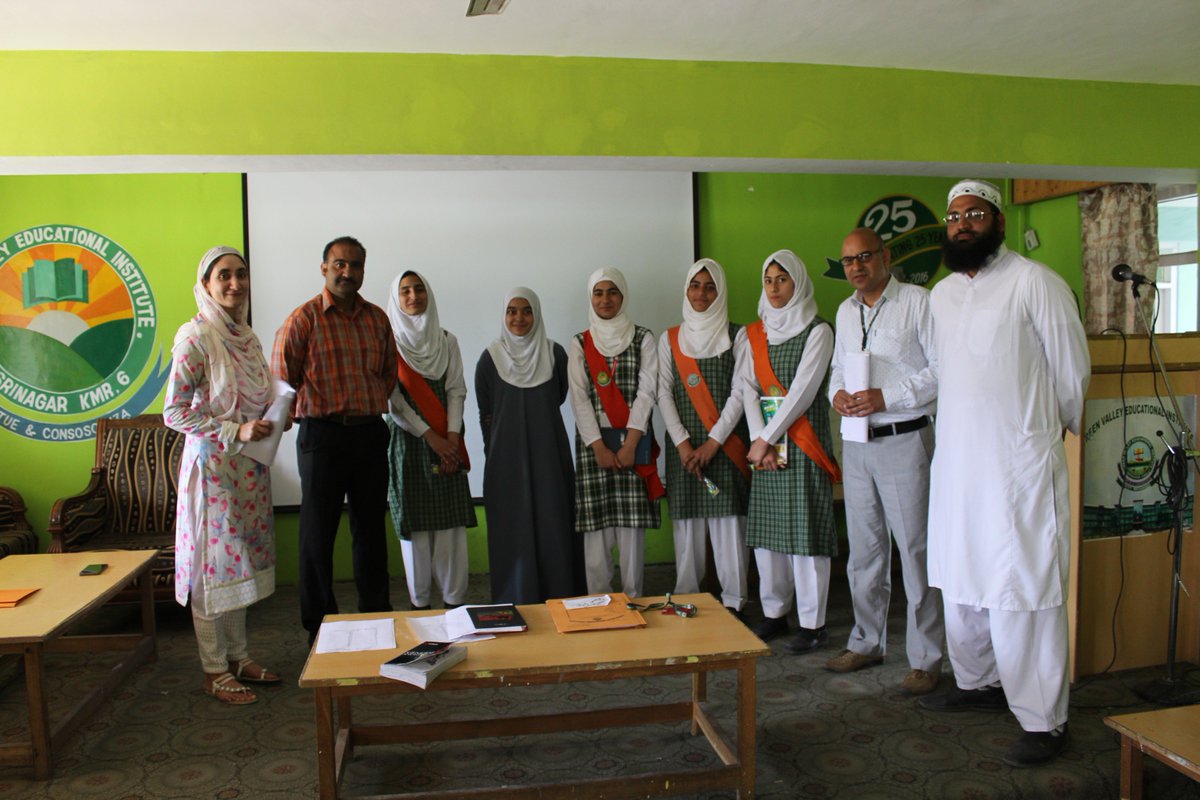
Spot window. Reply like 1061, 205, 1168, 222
1154, 184, 1198, 333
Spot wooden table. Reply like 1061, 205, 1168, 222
299, 592, 770, 799
0, 550, 157, 779
1105, 705, 1200, 799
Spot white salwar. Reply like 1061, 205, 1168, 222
928, 244, 1090, 732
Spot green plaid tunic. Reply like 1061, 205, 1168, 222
746, 319, 837, 557
574, 326, 662, 533
664, 322, 750, 520
387, 373, 478, 538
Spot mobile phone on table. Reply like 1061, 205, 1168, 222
79, 563, 107, 576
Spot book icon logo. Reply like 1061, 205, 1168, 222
0, 224, 170, 442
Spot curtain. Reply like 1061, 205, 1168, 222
1079, 183, 1158, 335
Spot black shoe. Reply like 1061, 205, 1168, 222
1004, 725, 1069, 767
751, 615, 789, 641
411, 605, 432, 612
919, 685, 1007, 713
784, 626, 828, 654
725, 607, 745, 622
443, 603, 464, 610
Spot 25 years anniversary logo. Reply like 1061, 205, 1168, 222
0, 224, 170, 441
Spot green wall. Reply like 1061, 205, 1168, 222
2, 51, 1197, 170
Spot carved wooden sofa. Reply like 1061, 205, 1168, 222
0, 486, 37, 559
48, 415, 184, 602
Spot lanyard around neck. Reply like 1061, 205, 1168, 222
858, 298, 885, 351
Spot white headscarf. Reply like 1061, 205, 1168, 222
678, 258, 731, 358
757, 249, 818, 345
586, 267, 635, 358
387, 271, 450, 379
174, 246, 271, 421
487, 287, 555, 388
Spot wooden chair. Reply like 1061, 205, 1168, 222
0, 486, 37, 559
48, 415, 184, 602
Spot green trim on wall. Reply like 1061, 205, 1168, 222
2, 51, 1197, 168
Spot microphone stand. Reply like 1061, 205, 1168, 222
1127, 281, 1200, 706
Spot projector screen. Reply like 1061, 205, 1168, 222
247, 170, 695, 506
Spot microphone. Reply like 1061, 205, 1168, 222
1111, 263, 1155, 287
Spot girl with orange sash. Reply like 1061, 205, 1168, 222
386, 271, 477, 610
568, 267, 662, 599
656, 258, 751, 615
740, 250, 839, 654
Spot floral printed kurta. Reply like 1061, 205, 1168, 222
164, 319, 275, 614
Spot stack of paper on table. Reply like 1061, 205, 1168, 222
546, 593, 647, 633
0, 588, 38, 608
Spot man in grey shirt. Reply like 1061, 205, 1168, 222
826, 227, 944, 695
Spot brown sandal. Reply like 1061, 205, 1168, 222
230, 658, 282, 685
206, 672, 258, 705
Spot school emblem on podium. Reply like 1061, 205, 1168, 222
596, 371, 611, 387
0, 224, 169, 442
686, 373, 701, 387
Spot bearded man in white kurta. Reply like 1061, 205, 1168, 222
919, 180, 1090, 768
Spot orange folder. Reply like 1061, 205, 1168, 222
546, 593, 647, 634
0, 587, 39, 608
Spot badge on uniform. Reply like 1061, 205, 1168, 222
686, 373, 701, 387
596, 371, 611, 386
768, 385, 783, 397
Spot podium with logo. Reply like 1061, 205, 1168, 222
1068, 335, 1200, 678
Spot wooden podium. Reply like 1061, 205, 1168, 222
1069, 334, 1200, 678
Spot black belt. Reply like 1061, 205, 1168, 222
317, 414, 380, 426
868, 416, 929, 440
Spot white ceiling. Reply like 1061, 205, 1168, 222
3, 0, 1198, 86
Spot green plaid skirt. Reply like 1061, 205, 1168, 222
387, 418, 477, 538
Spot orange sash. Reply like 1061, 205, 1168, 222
396, 357, 470, 469
581, 331, 666, 501
745, 321, 841, 483
668, 326, 751, 481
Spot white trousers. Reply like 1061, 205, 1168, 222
192, 605, 248, 674
584, 526, 645, 599
944, 601, 1069, 732
754, 549, 831, 629
401, 527, 469, 607
842, 427, 944, 671
672, 515, 749, 610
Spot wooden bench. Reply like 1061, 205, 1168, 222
47, 415, 183, 603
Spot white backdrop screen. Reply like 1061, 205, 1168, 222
246, 170, 694, 506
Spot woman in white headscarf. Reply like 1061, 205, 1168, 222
475, 287, 583, 604
385, 271, 477, 611
567, 267, 662, 599
165, 246, 281, 705
738, 249, 839, 654
656, 259, 751, 616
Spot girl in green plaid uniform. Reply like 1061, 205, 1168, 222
741, 250, 838, 654
386, 272, 477, 610
657, 258, 751, 614
568, 267, 661, 599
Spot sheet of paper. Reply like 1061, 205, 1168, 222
314, 617, 396, 653
840, 350, 871, 444
405, 614, 494, 644
241, 380, 297, 466
562, 594, 611, 610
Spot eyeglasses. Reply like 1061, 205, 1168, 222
839, 248, 882, 268
626, 593, 699, 618
943, 209, 996, 225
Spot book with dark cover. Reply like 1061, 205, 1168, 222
600, 427, 653, 465
464, 604, 527, 632
380, 644, 466, 689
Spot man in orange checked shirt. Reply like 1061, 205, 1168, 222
272, 236, 397, 646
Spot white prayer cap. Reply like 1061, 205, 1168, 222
947, 179, 1002, 210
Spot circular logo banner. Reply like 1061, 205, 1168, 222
0, 224, 170, 441
824, 194, 944, 286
